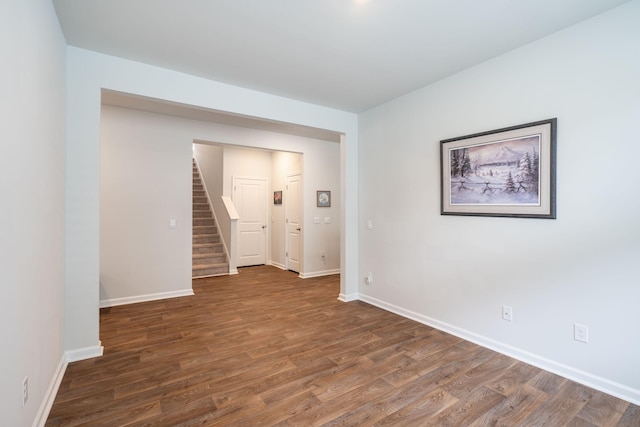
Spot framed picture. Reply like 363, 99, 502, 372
440, 118, 556, 219
317, 190, 331, 207
273, 190, 282, 205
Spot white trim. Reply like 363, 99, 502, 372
99, 289, 194, 308
359, 293, 640, 406
66, 343, 104, 363
269, 260, 287, 270
299, 269, 340, 279
338, 292, 359, 302
228, 268, 239, 275
33, 353, 67, 427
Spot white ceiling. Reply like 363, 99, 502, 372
54, 0, 629, 113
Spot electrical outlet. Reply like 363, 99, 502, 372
320, 251, 326, 259
502, 306, 513, 321
574, 323, 589, 343
22, 377, 28, 407
364, 272, 373, 285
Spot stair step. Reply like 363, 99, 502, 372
193, 191, 206, 198
193, 225, 217, 235
192, 265, 229, 278
192, 253, 227, 265
194, 218, 215, 227
192, 261, 228, 269
193, 210, 211, 218
193, 196, 207, 204
193, 203, 209, 210
193, 234, 221, 244
193, 243, 224, 254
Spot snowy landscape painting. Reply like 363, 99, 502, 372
449, 135, 541, 205
440, 119, 556, 218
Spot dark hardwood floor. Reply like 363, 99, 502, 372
46, 266, 639, 426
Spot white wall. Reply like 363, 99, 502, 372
101, 107, 339, 302
223, 146, 272, 197
193, 143, 229, 262
358, 0, 640, 404
65, 47, 358, 356
193, 144, 224, 199
303, 142, 341, 276
100, 106, 193, 305
0, 1, 66, 425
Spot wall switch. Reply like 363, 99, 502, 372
169, 219, 177, 229
502, 305, 513, 322
574, 323, 589, 343
22, 377, 28, 407
320, 251, 326, 259
364, 272, 373, 285
324, 217, 331, 224
366, 220, 374, 230
314, 216, 320, 224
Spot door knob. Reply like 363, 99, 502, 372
296, 228, 301, 231
262, 225, 267, 229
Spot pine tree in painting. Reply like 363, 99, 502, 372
516, 152, 532, 184
460, 149, 472, 178
451, 150, 460, 177
531, 148, 539, 195
504, 171, 516, 193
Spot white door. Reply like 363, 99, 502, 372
234, 177, 268, 267
286, 174, 302, 273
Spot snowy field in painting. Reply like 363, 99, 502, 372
449, 136, 541, 206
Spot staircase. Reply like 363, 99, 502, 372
192, 159, 228, 278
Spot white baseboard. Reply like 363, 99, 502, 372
100, 289, 194, 308
269, 261, 286, 270
228, 268, 239, 275
66, 342, 104, 363
299, 268, 340, 279
35, 344, 103, 425
338, 292, 359, 302
33, 353, 68, 427
359, 293, 640, 406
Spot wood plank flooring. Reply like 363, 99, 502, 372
46, 266, 639, 426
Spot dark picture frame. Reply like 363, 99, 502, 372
317, 190, 331, 207
440, 118, 556, 219
273, 190, 282, 205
